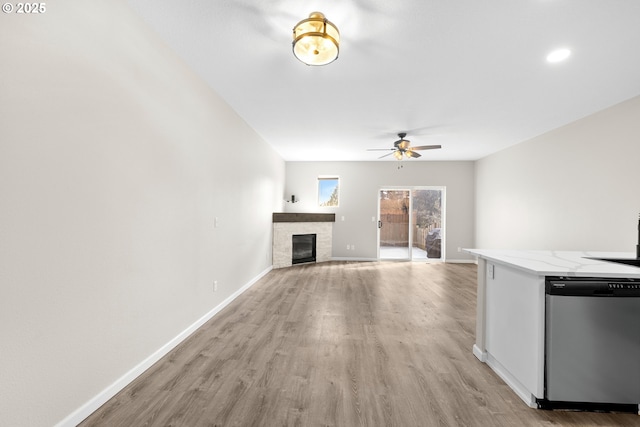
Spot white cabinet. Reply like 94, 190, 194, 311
485, 263, 545, 405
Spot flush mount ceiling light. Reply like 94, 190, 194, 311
546, 48, 571, 63
292, 12, 340, 66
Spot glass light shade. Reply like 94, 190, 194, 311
293, 12, 340, 66
393, 151, 403, 160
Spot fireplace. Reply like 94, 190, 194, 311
272, 213, 334, 269
292, 234, 316, 265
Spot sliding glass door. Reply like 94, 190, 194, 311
378, 187, 444, 261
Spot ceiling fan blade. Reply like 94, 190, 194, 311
378, 151, 397, 159
403, 125, 444, 136
406, 151, 421, 158
410, 145, 442, 151
367, 148, 395, 151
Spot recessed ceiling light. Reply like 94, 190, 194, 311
546, 48, 571, 63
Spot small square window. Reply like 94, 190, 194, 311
318, 177, 339, 207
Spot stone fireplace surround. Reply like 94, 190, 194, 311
272, 213, 335, 269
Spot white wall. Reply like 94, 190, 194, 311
284, 161, 476, 261
475, 95, 640, 252
0, 2, 284, 425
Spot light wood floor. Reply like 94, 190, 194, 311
82, 262, 640, 426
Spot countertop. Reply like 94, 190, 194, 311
464, 249, 640, 278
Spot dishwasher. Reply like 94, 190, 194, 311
541, 276, 640, 412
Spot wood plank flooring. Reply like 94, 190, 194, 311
81, 261, 640, 426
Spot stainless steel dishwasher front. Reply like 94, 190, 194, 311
543, 277, 640, 410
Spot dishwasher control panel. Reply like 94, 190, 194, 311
546, 277, 640, 296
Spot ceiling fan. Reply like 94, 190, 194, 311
367, 132, 442, 160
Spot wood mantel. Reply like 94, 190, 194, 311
272, 213, 336, 223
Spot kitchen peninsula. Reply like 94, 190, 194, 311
465, 249, 640, 410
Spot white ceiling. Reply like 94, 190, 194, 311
127, 0, 640, 161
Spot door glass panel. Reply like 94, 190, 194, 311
411, 189, 443, 261
378, 189, 410, 259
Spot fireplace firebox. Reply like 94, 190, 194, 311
292, 234, 316, 265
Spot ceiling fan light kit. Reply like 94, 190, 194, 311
292, 12, 339, 66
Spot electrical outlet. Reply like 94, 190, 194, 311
487, 264, 495, 279
346, 244, 350, 250
213, 280, 218, 292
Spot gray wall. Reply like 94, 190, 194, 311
0, 2, 284, 425
284, 161, 476, 261
475, 95, 640, 252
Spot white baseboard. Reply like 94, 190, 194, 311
331, 257, 378, 262
485, 352, 538, 408
55, 266, 272, 427
472, 344, 487, 362
329, 257, 476, 263
445, 258, 476, 264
